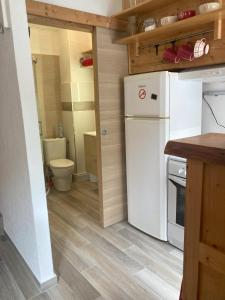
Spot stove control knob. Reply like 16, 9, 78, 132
178, 168, 186, 176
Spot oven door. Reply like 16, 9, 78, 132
168, 174, 186, 227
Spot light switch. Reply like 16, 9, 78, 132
101, 129, 108, 136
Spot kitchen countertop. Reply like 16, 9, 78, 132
165, 133, 225, 165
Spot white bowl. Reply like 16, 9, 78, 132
145, 24, 156, 31
199, 2, 221, 14
160, 16, 177, 26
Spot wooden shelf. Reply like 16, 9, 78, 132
82, 49, 93, 55
112, 0, 175, 19
116, 9, 225, 45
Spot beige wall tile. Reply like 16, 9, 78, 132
45, 111, 62, 138
59, 31, 71, 83
34, 54, 62, 139
61, 83, 72, 102
30, 26, 61, 56
71, 83, 79, 102
73, 111, 96, 174
73, 102, 95, 111
78, 68, 94, 82
62, 112, 76, 163
78, 82, 95, 102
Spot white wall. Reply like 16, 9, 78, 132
0, 0, 55, 284
58, 29, 96, 175
58, 30, 75, 165
34, 0, 122, 16
179, 68, 225, 135
69, 31, 96, 175
202, 82, 225, 134
30, 25, 60, 55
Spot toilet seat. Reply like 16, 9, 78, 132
50, 159, 74, 168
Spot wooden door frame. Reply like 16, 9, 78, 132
26, 0, 127, 31
27, 1, 107, 226
91, 28, 104, 227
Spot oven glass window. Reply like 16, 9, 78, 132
170, 180, 185, 227
176, 184, 185, 227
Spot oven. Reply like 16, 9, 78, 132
168, 158, 187, 250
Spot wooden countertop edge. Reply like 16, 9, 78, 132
165, 133, 225, 165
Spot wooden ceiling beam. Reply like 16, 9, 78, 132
26, 0, 127, 31
28, 15, 93, 32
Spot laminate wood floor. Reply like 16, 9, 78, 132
68, 181, 99, 222
0, 182, 183, 300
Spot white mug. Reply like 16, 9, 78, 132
194, 38, 210, 58
160, 16, 177, 26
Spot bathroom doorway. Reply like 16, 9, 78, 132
30, 24, 100, 222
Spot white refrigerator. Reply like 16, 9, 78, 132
125, 71, 202, 241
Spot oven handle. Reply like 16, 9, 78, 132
169, 175, 186, 188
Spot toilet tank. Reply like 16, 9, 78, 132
43, 138, 66, 165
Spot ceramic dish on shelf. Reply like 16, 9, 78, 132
160, 16, 177, 26
163, 46, 180, 63
177, 9, 196, 20
143, 18, 156, 31
145, 24, 156, 31
177, 44, 194, 61
194, 38, 210, 58
199, 2, 221, 14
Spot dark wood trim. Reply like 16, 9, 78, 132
165, 133, 225, 165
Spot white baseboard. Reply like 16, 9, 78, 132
37, 274, 58, 292
3, 232, 58, 292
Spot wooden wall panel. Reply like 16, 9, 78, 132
123, 0, 147, 10
26, 0, 127, 31
93, 27, 128, 227
199, 265, 225, 300
123, 0, 130, 9
129, 31, 225, 74
122, 0, 225, 74
201, 164, 225, 252
184, 161, 225, 300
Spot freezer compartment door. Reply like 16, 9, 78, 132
124, 72, 170, 118
125, 118, 169, 240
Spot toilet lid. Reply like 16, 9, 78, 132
50, 159, 74, 168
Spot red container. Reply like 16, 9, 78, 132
177, 44, 194, 61
163, 47, 180, 64
82, 58, 93, 67
178, 9, 196, 20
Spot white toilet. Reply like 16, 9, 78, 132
43, 138, 74, 192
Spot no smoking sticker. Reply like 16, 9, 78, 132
139, 88, 146, 100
